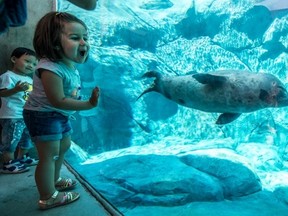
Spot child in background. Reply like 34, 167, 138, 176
23, 12, 100, 210
0, 47, 39, 174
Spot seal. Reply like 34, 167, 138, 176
138, 70, 288, 124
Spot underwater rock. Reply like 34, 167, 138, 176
273, 187, 288, 205
155, 37, 248, 74
143, 92, 178, 121
118, 27, 161, 51
93, 154, 224, 206
180, 149, 262, 198
175, 7, 225, 39
80, 152, 261, 207
231, 6, 273, 40
236, 143, 283, 171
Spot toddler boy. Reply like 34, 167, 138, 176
0, 47, 38, 173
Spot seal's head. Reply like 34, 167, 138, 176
259, 74, 288, 107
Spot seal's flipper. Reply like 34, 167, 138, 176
193, 73, 227, 88
216, 113, 242, 124
137, 71, 162, 101
137, 83, 158, 100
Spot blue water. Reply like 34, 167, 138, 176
59, 0, 288, 215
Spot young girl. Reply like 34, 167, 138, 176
23, 12, 100, 210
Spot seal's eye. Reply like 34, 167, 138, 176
80, 51, 85, 56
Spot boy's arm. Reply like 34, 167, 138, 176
0, 81, 29, 97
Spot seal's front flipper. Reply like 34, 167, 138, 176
193, 73, 227, 88
216, 113, 242, 124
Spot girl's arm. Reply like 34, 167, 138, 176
41, 70, 99, 111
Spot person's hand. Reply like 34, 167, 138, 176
89, 87, 100, 107
14, 81, 30, 92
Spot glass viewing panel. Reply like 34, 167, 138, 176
59, 0, 288, 215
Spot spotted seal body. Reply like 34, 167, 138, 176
138, 70, 288, 124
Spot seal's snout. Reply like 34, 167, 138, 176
275, 86, 288, 107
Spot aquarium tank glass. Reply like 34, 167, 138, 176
58, 0, 288, 215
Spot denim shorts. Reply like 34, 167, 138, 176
0, 118, 32, 152
23, 110, 73, 142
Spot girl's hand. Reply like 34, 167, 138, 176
89, 87, 100, 107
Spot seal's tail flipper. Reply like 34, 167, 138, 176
137, 71, 162, 101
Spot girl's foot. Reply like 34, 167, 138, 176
38, 190, 80, 210
55, 177, 77, 191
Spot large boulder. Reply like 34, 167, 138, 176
80, 150, 261, 207
180, 149, 262, 198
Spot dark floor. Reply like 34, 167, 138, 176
0, 162, 123, 216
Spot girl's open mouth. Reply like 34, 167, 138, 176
80, 51, 86, 57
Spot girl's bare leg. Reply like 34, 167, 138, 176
35, 140, 60, 200
54, 136, 71, 181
